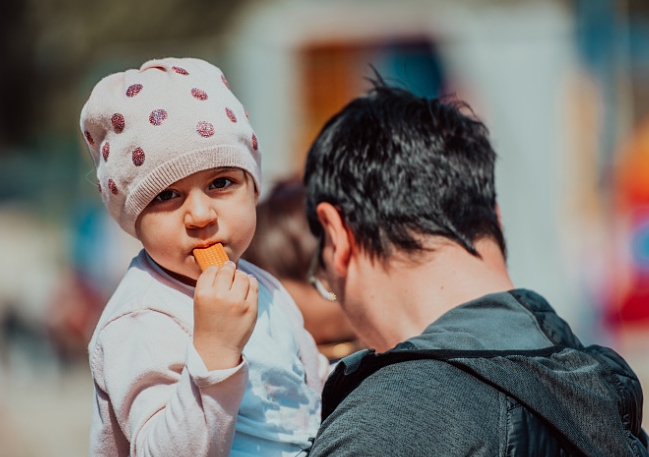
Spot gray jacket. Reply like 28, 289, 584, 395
308, 289, 648, 456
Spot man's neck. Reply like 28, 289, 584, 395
346, 238, 515, 352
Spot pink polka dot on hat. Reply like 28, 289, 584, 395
79, 57, 261, 238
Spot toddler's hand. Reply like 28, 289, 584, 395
193, 261, 259, 371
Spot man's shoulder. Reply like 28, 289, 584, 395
335, 348, 501, 399
322, 347, 504, 422
311, 354, 502, 457
323, 346, 494, 407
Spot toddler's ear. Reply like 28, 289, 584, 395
246, 172, 260, 204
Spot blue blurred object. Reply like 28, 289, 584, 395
373, 39, 447, 99
632, 217, 649, 271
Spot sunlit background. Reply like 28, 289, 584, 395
2, 0, 649, 455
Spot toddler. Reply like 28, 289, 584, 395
80, 57, 327, 457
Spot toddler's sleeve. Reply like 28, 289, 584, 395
89, 309, 247, 457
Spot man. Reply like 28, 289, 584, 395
303, 81, 648, 456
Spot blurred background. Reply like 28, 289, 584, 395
2, 0, 649, 454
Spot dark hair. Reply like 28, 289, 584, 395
303, 80, 506, 261
243, 177, 318, 281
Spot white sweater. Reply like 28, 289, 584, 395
88, 250, 328, 457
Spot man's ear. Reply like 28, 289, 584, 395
495, 203, 503, 230
316, 202, 352, 275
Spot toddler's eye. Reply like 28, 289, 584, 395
154, 189, 179, 202
210, 177, 233, 189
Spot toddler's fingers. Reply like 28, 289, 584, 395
245, 274, 259, 304
214, 261, 237, 289
195, 265, 219, 289
230, 269, 253, 301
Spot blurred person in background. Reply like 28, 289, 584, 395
303, 80, 648, 456
243, 177, 362, 362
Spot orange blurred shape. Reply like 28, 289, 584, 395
616, 119, 649, 208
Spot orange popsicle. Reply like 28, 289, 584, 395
193, 243, 229, 271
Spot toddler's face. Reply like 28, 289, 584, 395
135, 167, 258, 285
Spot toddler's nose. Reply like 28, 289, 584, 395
184, 192, 217, 229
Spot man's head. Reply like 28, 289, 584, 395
304, 81, 506, 263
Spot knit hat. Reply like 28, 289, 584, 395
80, 57, 261, 238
